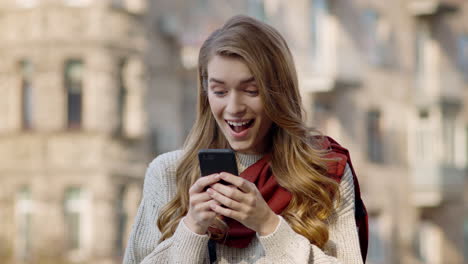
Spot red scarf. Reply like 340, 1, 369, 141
210, 137, 367, 262
215, 153, 292, 248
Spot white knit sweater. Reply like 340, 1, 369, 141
123, 150, 363, 264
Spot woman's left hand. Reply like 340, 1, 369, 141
207, 172, 280, 236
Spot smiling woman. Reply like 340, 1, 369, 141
206, 56, 272, 155
124, 15, 366, 264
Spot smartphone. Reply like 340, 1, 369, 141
198, 149, 238, 185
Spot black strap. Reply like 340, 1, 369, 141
208, 239, 217, 263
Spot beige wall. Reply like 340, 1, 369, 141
0, 1, 186, 263
1, 0, 467, 263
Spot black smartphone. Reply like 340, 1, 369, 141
198, 149, 238, 185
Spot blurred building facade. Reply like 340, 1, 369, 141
260, 0, 468, 263
177, 1, 468, 262
0, 0, 189, 264
1, 0, 468, 264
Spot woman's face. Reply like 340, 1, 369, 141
206, 55, 272, 154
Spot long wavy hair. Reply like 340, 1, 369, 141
157, 15, 340, 248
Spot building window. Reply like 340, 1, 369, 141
64, 187, 83, 251
459, 35, 468, 78
466, 125, 468, 167
16, 0, 39, 8
117, 59, 127, 135
415, 219, 441, 263
442, 114, 456, 165
464, 219, 468, 262
248, 0, 266, 21
415, 21, 430, 94
19, 60, 34, 130
313, 100, 331, 131
115, 185, 128, 256
310, 0, 329, 61
15, 186, 33, 261
65, 60, 83, 129
367, 214, 387, 264
414, 109, 433, 162
362, 9, 380, 64
367, 110, 383, 163
111, 0, 125, 8
362, 9, 392, 66
64, 0, 90, 6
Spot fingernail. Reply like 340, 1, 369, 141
207, 188, 213, 194
214, 174, 220, 179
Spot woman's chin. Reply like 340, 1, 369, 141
228, 142, 262, 155
228, 142, 249, 152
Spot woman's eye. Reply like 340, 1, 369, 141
246, 90, 259, 95
213, 90, 227, 96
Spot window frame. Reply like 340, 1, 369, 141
63, 187, 83, 251
15, 0, 39, 8
367, 109, 384, 163
15, 186, 33, 261
458, 35, 468, 79
19, 60, 34, 130
414, 20, 431, 94
247, 0, 266, 21
64, 59, 84, 130
116, 58, 127, 135
309, 0, 329, 62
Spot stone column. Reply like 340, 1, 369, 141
84, 50, 118, 134
33, 175, 67, 261
436, 202, 464, 263
123, 56, 147, 139
0, 58, 21, 133
89, 174, 118, 263
0, 182, 15, 262
35, 51, 67, 131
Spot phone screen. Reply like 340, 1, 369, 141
198, 149, 238, 184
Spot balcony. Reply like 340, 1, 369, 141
110, 0, 146, 16
0, 133, 146, 173
410, 162, 465, 207
299, 15, 363, 93
407, 0, 460, 16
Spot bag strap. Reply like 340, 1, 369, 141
208, 239, 217, 263
325, 136, 368, 263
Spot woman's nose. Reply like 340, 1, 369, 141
225, 92, 246, 115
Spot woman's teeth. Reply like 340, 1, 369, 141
227, 120, 251, 126
226, 120, 254, 133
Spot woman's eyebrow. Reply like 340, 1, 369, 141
209, 77, 225, 84
239, 76, 255, 84
208, 76, 255, 85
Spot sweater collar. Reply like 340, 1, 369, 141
235, 152, 264, 174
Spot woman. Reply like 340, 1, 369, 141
124, 15, 365, 264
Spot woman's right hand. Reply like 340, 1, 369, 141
183, 173, 221, 235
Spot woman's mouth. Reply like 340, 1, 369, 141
226, 119, 255, 133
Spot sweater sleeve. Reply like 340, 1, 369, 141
257, 164, 364, 264
123, 151, 210, 264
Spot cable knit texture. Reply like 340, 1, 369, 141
123, 150, 363, 264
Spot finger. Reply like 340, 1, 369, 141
189, 192, 212, 206
207, 188, 243, 211
219, 173, 252, 193
210, 183, 245, 202
190, 173, 221, 194
195, 199, 221, 212
210, 203, 243, 221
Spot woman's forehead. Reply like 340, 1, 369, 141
207, 55, 254, 83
